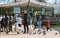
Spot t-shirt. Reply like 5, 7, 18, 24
37, 16, 42, 21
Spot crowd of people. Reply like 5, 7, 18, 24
0, 10, 51, 35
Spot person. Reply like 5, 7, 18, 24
0, 14, 9, 34
37, 14, 42, 34
0, 15, 3, 33
23, 10, 30, 34
15, 14, 22, 34
5, 14, 9, 34
46, 19, 50, 31
9, 15, 13, 32
0, 16, 5, 32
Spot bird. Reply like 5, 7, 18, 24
55, 32, 58, 35
33, 32, 36, 34
43, 31, 46, 35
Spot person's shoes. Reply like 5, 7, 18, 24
38, 32, 41, 34
6, 32, 9, 34
17, 32, 20, 34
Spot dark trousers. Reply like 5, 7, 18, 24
9, 22, 12, 31
24, 23, 29, 33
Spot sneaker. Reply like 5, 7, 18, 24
39, 32, 41, 34
6, 32, 9, 34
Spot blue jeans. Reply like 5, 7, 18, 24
37, 21, 42, 32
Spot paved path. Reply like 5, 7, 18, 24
0, 25, 60, 38
0, 30, 60, 38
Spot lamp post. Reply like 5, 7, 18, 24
27, 0, 30, 13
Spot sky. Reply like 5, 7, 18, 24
0, 0, 14, 4
45, 0, 60, 4
45, 0, 55, 4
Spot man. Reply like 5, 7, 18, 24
37, 14, 42, 34
9, 15, 13, 32
23, 10, 30, 34
4, 14, 9, 34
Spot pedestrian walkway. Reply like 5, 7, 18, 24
0, 29, 60, 38
0, 25, 60, 38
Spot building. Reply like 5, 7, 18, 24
0, 0, 60, 17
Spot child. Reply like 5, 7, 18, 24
46, 19, 50, 31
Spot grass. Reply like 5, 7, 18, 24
34, 24, 60, 29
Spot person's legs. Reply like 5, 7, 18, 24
15, 23, 17, 31
27, 25, 29, 33
9, 22, 12, 31
0, 25, 1, 33
2, 25, 5, 32
5, 25, 9, 34
37, 21, 42, 33
40, 21, 42, 32
15, 23, 20, 34
37, 22, 40, 32
47, 27, 49, 31
24, 24, 26, 33
17, 24, 22, 34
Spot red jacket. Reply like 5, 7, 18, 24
46, 20, 50, 28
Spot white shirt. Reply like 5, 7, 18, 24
16, 17, 22, 24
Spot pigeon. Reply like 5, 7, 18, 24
55, 33, 58, 35
17, 32, 20, 34
29, 33, 31, 35
43, 31, 46, 35
33, 32, 36, 34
